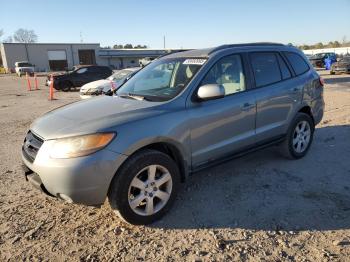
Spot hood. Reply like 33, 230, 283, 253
80, 80, 111, 92
49, 72, 68, 79
30, 96, 166, 139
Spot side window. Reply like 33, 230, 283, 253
284, 52, 310, 76
201, 54, 245, 96
277, 54, 292, 80
250, 53, 281, 87
88, 67, 101, 73
76, 68, 87, 74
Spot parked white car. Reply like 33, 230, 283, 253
15, 61, 35, 77
80, 67, 140, 99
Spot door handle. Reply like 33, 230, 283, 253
241, 102, 255, 111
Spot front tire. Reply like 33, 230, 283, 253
108, 150, 180, 225
61, 81, 73, 92
280, 113, 314, 159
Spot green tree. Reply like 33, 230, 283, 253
333, 41, 341, 48
134, 44, 147, 49
113, 44, 124, 49
123, 44, 133, 49
314, 42, 324, 49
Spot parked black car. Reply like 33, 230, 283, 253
46, 65, 112, 91
309, 52, 337, 68
330, 56, 350, 74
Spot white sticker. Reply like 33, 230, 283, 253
183, 59, 207, 65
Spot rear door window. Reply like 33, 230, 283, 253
284, 52, 310, 76
250, 53, 281, 87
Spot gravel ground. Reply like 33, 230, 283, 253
0, 72, 350, 262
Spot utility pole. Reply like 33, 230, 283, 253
163, 35, 166, 49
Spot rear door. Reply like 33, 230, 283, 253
86, 66, 103, 82
249, 52, 302, 143
188, 54, 257, 167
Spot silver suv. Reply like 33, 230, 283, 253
22, 43, 324, 225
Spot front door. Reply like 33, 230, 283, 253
188, 54, 256, 168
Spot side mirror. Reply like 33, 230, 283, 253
197, 84, 225, 101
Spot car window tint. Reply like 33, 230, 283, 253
88, 67, 101, 73
250, 53, 281, 87
284, 52, 310, 76
201, 54, 245, 96
277, 54, 291, 79
76, 68, 87, 74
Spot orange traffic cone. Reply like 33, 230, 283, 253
49, 75, 54, 100
26, 72, 32, 91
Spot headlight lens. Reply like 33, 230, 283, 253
49, 133, 115, 159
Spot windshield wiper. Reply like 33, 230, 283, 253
118, 93, 146, 101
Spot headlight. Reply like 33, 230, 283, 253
49, 133, 115, 159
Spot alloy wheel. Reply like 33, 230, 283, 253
292, 120, 311, 153
128, 165, 173, 216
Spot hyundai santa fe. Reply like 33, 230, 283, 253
22, 43, 324, 225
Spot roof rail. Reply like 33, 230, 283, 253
209, 42, 285, 54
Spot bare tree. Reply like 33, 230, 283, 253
13, 28, 38, 43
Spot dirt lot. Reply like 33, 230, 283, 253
0, 72, 349, 261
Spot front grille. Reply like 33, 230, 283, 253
22, 131, 44, 163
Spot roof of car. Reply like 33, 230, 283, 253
164, 42, 288, 58
123, 67, 141, 71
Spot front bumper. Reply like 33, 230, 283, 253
80, 93, 93, 99
22, 142, 128, 206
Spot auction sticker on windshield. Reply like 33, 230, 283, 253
183, 59, 207, 65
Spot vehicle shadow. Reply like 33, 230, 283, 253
152, 124, 350, 231
324, 75, 350, 85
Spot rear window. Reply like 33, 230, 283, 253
284, 52, 310, 76
250, 53, 281, 87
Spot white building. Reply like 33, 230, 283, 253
302, 46, 350, 56
0, 42, 187, 72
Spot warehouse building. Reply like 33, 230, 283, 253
0, 43, 186, 72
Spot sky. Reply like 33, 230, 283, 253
1, 0, 349, 49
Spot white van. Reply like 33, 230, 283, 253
15, 61, 35, 77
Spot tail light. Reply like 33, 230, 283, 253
319, 76, 324, 87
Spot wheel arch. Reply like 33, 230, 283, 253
298, 105, 314, 125
117, 138, 190, 183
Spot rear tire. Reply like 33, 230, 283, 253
279, 113, 314, 159
108, 149, 180, 225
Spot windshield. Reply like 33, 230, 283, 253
17, 62, 33, 67
108, 70, 132, 81
116, 58, 205, 101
